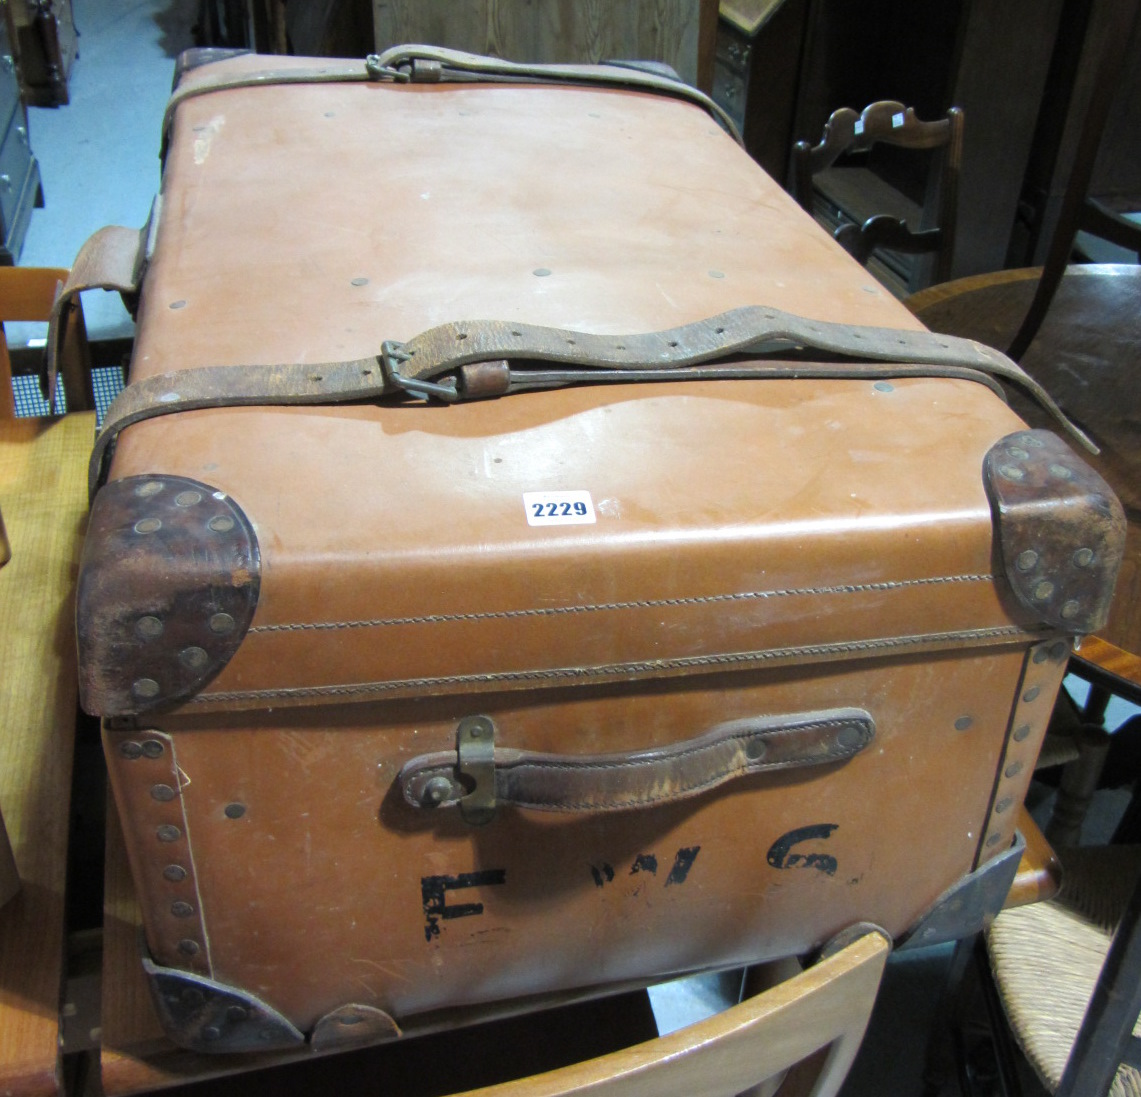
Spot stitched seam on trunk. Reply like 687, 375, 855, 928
193, 626, 1029, 704
248, 574, 995, 634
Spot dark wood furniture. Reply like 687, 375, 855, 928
791, 100, 963, 292
2, 0, 77, 107
0, 16, 41, 266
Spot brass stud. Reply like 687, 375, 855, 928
177, 939, 200, 956
156, 824, 181, 842
163, 864, 188, 882
151, 784, 177, 802
1049, 463, 1073, 480
954, 716, 973, 731
350, 277, 369, 287
421, 778, 453, 805
207, 515, 234, 533
1033, 647, 1049, 663
1023, 687, 1041, 703
337, 1014, 363, 1026
180, 646, 209, 670
142, 739, 165, 758
136, 615, 163, 639
171, 900, 195, 918
1015, 550, 1038, 571
746, 737, 768, 759
1005, 761, 1025, 779
224, 802, 246, 819
1013, 724, 1032, 742
873, 381, 894, 393
119, 741, 143, 759
1061, 600, 1081, 620
1050, 641, 1068, 660
132, 677, 160, 699
995, 797, 1013, 814
1021, 435, 1045, 448
227, 1005, 249, 1022
209, 612, 235, 634
174, 490, 202, 507
532, 268, 552, 277
134, 518, 162, 534
998, 465, 1025, 481
708, 270, 725, 279
169, 300, 187, 310
201, 1026, 221, 1041
1073, 547, 1095, 568
1033, 580, 1055, 601
986, 832, 1004, 847
135, 481, 164, 497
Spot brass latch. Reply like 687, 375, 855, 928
456, 716, 497, 825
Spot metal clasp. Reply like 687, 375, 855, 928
456, 716, 497, 825
380, 340, 460, 403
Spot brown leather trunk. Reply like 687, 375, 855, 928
74, 51, 1123, 1055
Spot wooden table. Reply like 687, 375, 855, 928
0, 413, 94, 1096
909, 263, 1141, 669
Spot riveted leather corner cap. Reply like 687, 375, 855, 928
77, 475, 260, 716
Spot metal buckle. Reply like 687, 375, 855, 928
456, 716, 497, 825
380, 340, 460, 403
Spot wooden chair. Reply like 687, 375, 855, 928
0, 265, 92, 417
984, 845, 1141, 1096
446, 929, 891, 1097
791, 100, 964, 290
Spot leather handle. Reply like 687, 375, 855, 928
399, 708, 875, 821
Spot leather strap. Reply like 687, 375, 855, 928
161, 46, 740, 148
399, 708, 875, 818
87, 304, 1095, 495
45, 221, 151, 410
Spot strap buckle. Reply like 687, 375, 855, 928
380, 340, 460, 403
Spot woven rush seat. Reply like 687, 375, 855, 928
987, 844, 1141, 1095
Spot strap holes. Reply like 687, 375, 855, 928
310, 374, 324, 382
667, 340, 679, 348
511, 331, 522, 337
456, 332, 468, 341
615, 344, 626, 351
714, 327, 725, 334
566, 338, 576, 345
361, 369, 373, 376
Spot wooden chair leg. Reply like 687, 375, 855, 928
1045, 725, 1111, 848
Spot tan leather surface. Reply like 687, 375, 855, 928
96, 56, 1066, 1043
107, 645, 1032, 1033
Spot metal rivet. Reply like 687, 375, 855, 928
999, 465, 1025, 481
224, 802, 246, 819
350, 277, 369, 287
119, 741, 143, 759
134, 518, 162, 534
873, 381, 894, 393
837, 726, 863, 749
169, 300, 187, 310
1006, 447, 1029, 459
532, 268, 551, 277
201, 1026, 221, 1041
1033, 647, 1050, 663
177, 939, 200, 956
708, 270, 725, 279
745, 738, 767, 760
995, 797, 1013, 814
151, 784, 177, 802
1012, 724, 1032, 742
1005, 761, 1025, 779
1016, 549, 1039, 572
1050, 641, 1068, 660
175, 490, 202, 507
171, 900, 194, 918
209, 612, 236, 634
142, 739, 165, 758
227, 1005, 248, 1022
338, 1014, 363, 1026
986, 832, 1004, 847
421, 777, 453, 805
136, 615, 164, 639
1033, 580, 1055, 601
1061, 600, 1081, 620
182, 988, 205, 1006
133, 678, 161, 699
180, 646, 209, 670
207, 515, 234, 533
1021, 435, 1045, 448
135, 481, 164, 497
1073, 547, 1095, 568
954, 716, 973, 731
1023, 687, 1041, 703
163, 864, 188, 882
157, 824, 182, 842
1049, 463, 1073, 480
